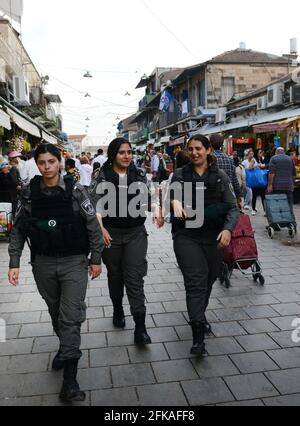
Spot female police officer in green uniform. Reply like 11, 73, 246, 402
168, 135, 239, 356
8, 144, 103, 403
89, 138, 164, 346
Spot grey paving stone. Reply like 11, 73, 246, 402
5, 353, 50, 374
6, 325, 21, 340
269, 316, 298, 331
86, 307, 104, 320
219, 296, 252, 309
271, 303, 300, 316
80, 332, 106, 350
107, 330, 136, 347
0, 338, 34, 356
4, 311, 41, 325
137, 383, 188, 406
0, 356, 10, 373
218, 399, 264, 406
211, 322, 247, 338
174, 325, 193, 341
90, 347, 129, 367
263, 394, 300, 406
267, 348, 300, 369
235, 334, 280, 352
191, 355, 239, 378
91, 387, 138, 407
152, 313, 187, 327
247, 295, 281, 306
182, 378, 234, 406
32, 336, 59, 354
224, 373, 279, 400
206, 337, 244, 356
19, 372, 62, 397
265, 368, 300, 394
230, 352, 279, 374
0, 294, 20, 303
242, 305, 279, 319
163, 301, 188, 313
272, 292, 300, 303
111, 364, 156, 387
146, 292, 175, 303
165, 340, 198, 360
268, 331, 300, 348
152, 284, 181, 293
128, 343, 169, 364
19, 323, 54, 338
214, 308, 250, 322
239, 319, 279, 334
152, 359, 198, 383
77, 367, 112, 391
146, 327, 178, 343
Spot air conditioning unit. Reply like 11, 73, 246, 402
267, 84, 283, 108
13, 75, 30, 106
215, 107, 227, 123
291, 68, 300, 84
257, 95, 267, 111
292, 85, 300, 103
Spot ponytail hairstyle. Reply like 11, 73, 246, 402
102, 138, 132, 170
187, 134, 215, 166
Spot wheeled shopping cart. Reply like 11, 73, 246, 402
220, 213, 265, 288
265, 194, 296, 239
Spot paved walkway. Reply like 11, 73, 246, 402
0, 206, 300, 406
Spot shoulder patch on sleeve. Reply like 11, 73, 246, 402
81, 199, 96, 216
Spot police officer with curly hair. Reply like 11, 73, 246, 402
8, 144, 103, 403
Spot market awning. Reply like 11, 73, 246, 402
0, 109, 11, 130
42, 131, 58, 145
252, 116, 300, 134
7, 109, 41, 138
160, 136, 171, 144
169, 136, 186, 147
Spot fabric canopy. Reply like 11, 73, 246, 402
252, 116, 300, 134
0, 108, 11, 130
169, 136, 186, 147
7, 109, 41, 138
42, 131, 58, 145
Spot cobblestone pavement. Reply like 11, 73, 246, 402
0, 206, 300, 406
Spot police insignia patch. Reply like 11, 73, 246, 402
81, 199, 95, 216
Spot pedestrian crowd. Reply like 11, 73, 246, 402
2, 135, 299, 403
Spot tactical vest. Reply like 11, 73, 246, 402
23, 176, 90, 258
172, 164, 230, 234
98, 166, 150, 229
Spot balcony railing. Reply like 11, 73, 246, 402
132, 127, 149, 143
139, 94, 156, 111
158, 111, 180, 128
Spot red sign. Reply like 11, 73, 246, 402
232, 138, 255, 145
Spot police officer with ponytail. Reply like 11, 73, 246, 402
8, 144, 103, 403
168, 135, 239, 356
89, 138, 164, 346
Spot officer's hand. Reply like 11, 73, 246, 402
102, 228, 113, 249
217, 230, 232, 249
172, 200, 187, 220
152, 206, 165, 229
89, 265, 102, 280
8, 269, 20, 287
267, 185, 273, 194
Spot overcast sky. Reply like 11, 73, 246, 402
21, 0, 300, 146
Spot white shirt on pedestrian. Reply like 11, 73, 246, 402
242, 159, 258, 170
79, 164, 93, 187
92, 155, 107, 168
20, 158, 42, 184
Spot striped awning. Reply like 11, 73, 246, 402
169, 136, 186, 147
253, 116, 300, 134
42, 131, 58, 145
0, 108, 11, 130
7, 109, 41, 138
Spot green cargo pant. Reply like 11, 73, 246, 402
32, 254, 89, 361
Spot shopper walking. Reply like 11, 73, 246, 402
89, 138, 164, 345
168, 135, 239, 356
8, 144, 103, 403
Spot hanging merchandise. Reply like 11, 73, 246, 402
9, 135, 25, 153
256, 138, 263, 150
273, 136, 281, 148
292, 134, 299, 147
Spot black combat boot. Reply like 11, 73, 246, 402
59, 359, 86, 403
52, 350, 64, 371
133, 313, 152, 345
112, 300, 126, 329
203, 316, 212, 335
190, 322, 206, 356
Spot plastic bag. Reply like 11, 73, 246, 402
246, 169, 268, 189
